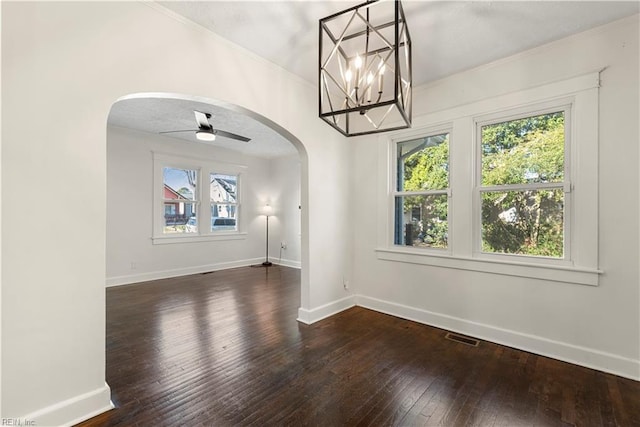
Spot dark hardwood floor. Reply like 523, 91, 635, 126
78, 265, 640, 426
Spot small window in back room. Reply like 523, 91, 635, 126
163, 167, 198, 234
210, 173, 238, 232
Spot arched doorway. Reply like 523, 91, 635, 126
106, 92, 309, 311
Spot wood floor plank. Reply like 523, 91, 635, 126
76, 266, 640, 426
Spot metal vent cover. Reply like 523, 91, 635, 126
445, 332, 480, 347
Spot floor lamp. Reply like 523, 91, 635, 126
262, 204, 273, 267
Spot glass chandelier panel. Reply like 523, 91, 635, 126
319, 0, 412, 137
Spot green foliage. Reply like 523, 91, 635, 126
401, 194, 448, 248
397, 113, 565, 257
399, 137, 449, 248
481, 112, 563, 155
403, 139, 449, 191
482, 112, 564, 186
396, 113, 566, 256
481, 112, 565, 257
178, 187, 193, 198
481, 189, 564, 257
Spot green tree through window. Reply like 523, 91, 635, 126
480, 112, 566, 257
395, 133, 449, 248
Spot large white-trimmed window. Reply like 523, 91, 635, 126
153, 153, 246, 244
476, 106, 570, 262
378, 72, 601, 286
394, 131, 450, 249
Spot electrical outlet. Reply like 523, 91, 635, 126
343, 280, 349, 290
281, 242, 287, 249
130, 262, 137, 270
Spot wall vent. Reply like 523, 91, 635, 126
445, 332, 480, 347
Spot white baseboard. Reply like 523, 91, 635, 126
297, 295, 356, 324
106, 258, 264, 287
273, 258, 301, 269
19, 383, 113, 427
108, 265, 639, 380
356, 295, 640, 381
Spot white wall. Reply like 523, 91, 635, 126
351, 15, 640, 380
1, 1, 350, 423
268, 154, 302, 268
106, 126, 302, 285
5, 1, 633, 424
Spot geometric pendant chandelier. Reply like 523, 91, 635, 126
319, 0, 412, 137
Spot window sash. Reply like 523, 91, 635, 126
475, 104, 571, 261
394, 194, 449, 248
478, 182, 566, 193
381, 73, 600, 285
395, 189, 449, 197
153, 153, 245, 241
480, 188, 565, 258
392, 129, 451, 251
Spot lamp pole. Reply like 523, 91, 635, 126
262, 207, 272, 267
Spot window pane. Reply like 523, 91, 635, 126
397, 133, 449, 192
164, 202, 197, 234
481, 189, 564, 257
163, 167, 197, 200
211, 174, 237, 203
394, 194, 448, 248
210, 204, 237, 231
481, 112, 564, 186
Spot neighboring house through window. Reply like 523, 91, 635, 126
210, 173, 238, 232
153, 153, 246, 244
163, 167, 198, 234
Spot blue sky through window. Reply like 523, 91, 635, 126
163, 167, 196, 200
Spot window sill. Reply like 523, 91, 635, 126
375, 247, 601, 286
152, 232, 248, 245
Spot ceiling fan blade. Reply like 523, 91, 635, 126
213, 129, 251, 142
159, 129, 196, 134
194, 111, 212, 130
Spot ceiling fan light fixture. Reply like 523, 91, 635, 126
196, 130, 216, 141
159, 111, 250, 142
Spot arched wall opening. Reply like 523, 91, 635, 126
105, 92, 310, 308
2, 2, 352, 423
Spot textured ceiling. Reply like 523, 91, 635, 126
110, 1, 639, 158
108, 96, 298, 159
159, 1, 639, 86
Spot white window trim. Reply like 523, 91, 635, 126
152, 152, 247, 244
376, 248, 600, 286
391, 126, 453, 254
377, 71, 602, 286
473, 101, 572, 267
152, 233, 248, 245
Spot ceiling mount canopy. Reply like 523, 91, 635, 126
319, 0, 412, 137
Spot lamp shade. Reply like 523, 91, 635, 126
261, 204, 273, 216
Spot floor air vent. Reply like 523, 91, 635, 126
445, 332, 480, 347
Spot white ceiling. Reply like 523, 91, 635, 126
159, 0, 639, 86
110, 1, 639, 158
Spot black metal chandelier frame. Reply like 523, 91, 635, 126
319, 0, 412, 137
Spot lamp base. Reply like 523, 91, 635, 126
262, 261, 273, 267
